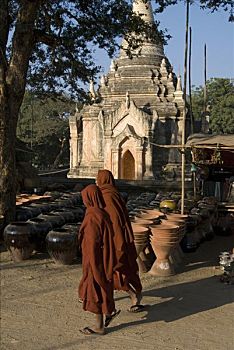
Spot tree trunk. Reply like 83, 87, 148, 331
0, 1, 40, 225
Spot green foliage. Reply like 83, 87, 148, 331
191, 78, 234, 134
17, 93, 76, 169
4, 1, 166, 100
153, 0, 234, 22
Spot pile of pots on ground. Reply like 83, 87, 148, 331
3, 191, 85, 265
3, 190, 232, 275
128, 192, 233, 277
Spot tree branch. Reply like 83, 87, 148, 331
34, 29, 59, 48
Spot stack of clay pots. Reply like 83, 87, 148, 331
131, 223, 150, 272
131, 209, 164, 272
162, 213, 188, 268
148, 221, 180, 276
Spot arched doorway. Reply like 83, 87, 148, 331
121, 150, 135, 180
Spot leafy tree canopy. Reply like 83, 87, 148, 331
154, 0, 233, 22
3, 0, 167, 101
192, 78, 234, 134
17, 93, 77, 169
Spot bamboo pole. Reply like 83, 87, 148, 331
181, 0, 190, 214
189, 26, 194, 134
204, 43, 207, 115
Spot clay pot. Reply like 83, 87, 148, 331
51, 209, 75, 223
159, 199, 177, 212
29, 202, 52, 214
46, 228, 77, 265
18, 205, 42, 218
3, 222, 35, 262
38, 213, 65, 228
27, 218, 53, 252
15, 207, 33, 221
131, 225, 150, 273
63, 223, 82, 256
131, 218, 154, 227
149, 240, 175, 276
143, 209, 166, 218
148, 224, 180, 276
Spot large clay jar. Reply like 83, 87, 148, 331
46, 228, 77, 265
18, 205, 42, 218
3, 222, 35, 262
50, 209, 75, 224
29, 202, 52, 214
63, 222, 82, 256
38, 213, 65, 229
27, 218, 53, 252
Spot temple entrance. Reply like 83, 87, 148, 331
121, 150, 135, 179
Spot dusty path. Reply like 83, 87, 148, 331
1, 234, 234, 350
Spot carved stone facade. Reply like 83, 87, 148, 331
68, 0, 185, 180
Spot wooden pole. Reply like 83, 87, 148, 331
181, 0, 190, 215
204, 43, 207, 115
189, 26, 194, 134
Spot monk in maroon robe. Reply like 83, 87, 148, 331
96, 170, 144, 312
78, 184, 120, 335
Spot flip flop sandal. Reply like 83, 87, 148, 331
104, 309, 121, 327
79, 327, 105, 336
128, 304, 145, 313
78, 298, 83, 303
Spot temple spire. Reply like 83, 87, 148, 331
133, 0, 155, 24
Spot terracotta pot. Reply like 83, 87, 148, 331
134, 242, 149, 273
132, 218, 154, 228
148, 240, 175, 276
46, 228, 77, 265
131, 224, 150, 234
143, 209, 166, 218
150, 224, 179, 235
3, 222, 35, 262
136, 213, 159, 221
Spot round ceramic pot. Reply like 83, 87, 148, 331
27, 218, 53, 252
62, 206, 85, 222
19, 205, 42, 218
159, 199, 177, 212
63, 222, 82, 256
50, 209, 75, 224
15, 208, 33, 221
46, 228, 77, 265
29, 202, 52, 214
38, 214, 65, 229
3, 222, 35, 262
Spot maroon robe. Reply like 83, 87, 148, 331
96, 170, 142, 294
78, 184, 116, 315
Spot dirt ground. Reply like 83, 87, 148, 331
1, 233, 234, 350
